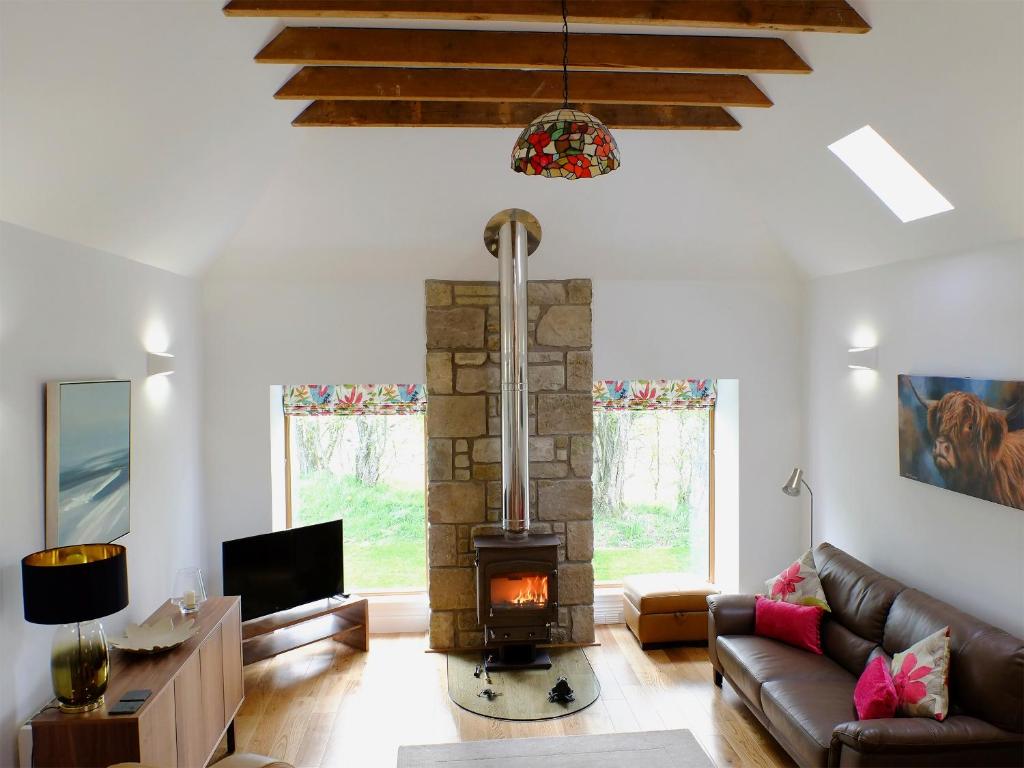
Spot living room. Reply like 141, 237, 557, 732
1, 1, 1022, 767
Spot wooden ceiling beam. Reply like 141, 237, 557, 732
224, 1, 870, 34
292, 100, 742, 129
257, 27, 810, 75
275, 67, 772, 108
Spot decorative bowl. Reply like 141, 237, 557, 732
109, 617, 197, 655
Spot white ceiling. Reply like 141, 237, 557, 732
1, 0, 1021, 280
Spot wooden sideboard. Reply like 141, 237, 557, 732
29, 597, 244, 768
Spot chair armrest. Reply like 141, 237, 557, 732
830, 716, 1022, 756
706, 594, 756, 678
707, 594, 756, 637
213, 754, 296, 768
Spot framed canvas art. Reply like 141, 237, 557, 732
46, 380, 132, 547
898, 374, 1024, 510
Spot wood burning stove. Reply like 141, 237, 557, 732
474, 209, 557, 671
475, 533, 558, 670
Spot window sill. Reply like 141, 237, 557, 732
350, 589, 425, 602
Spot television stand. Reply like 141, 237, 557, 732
241, 594, 368, 665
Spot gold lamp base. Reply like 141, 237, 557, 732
22, 543, 128, 715
51, 620, 110, 713
58, 696, 104, 714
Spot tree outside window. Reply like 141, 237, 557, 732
592, 407, 711, 582
287, 413, 426, 591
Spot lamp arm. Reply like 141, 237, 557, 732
801, 479, 814, 548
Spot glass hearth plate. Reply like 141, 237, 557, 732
446, 647, 600, 721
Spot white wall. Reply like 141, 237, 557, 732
806, 241, 1024, 636
0, 222, 204, 764
201, 271, 804, 598
713, 379, 741, 593
592, 280, 805, 592
201, 277, 428, 590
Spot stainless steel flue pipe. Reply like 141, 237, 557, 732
483, 210, 542, 538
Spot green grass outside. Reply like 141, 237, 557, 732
295, 474, 425, 542
293, 473, 704, 589
344, 541, 426, 590
294, 473, 426, 590
593, 500, 706, 581
593, 546, 694, 582
344, 544, 696, 589
593, 501, 691, 548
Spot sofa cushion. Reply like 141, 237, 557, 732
822, 615, 878, 675
891, 626, 951, 720
717, 635, 853, 707
883, 588, 1024, 734
761, 678, 858, 768
854, 657, 898, 720
764, 549, 831, 610
813, 543, 905, 644
754, 595, 824, 654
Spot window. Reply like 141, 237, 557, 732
283, 385, 427, 593
592, 380, 714, 583
827, 125, 953, 223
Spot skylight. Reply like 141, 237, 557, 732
828, 125, 953, 223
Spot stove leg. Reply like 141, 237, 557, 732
483, 644, 553, 672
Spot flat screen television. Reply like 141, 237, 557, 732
222, 520, 344, 622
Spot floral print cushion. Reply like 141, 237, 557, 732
763, 550, 831, 611
890, 627, 951, 720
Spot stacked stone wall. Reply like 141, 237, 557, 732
425, 279, 594, 649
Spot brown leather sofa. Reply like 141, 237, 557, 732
707, 543, 1024, 767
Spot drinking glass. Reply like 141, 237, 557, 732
172, 567, 207, 615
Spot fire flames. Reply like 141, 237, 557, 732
491, 573, 549, 607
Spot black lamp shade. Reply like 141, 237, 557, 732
22, 544, 129, 624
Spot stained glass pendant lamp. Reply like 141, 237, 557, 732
511, 1, 620, 179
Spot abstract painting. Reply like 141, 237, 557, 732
46, 380, 131, 547
898, 374, 1024, 510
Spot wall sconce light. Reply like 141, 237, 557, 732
146, 352, 175, 377
847, 347, 878, 370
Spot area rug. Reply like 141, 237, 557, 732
397, 729, 713, 767
446, 648, 599, 720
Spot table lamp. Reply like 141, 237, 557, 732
22, 544, 129, 712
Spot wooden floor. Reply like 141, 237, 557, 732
230, 624, 796, 768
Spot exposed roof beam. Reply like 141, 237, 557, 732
275, 67, 772, 108
292, 100, 742, 129
257, 27, 811, 75
224, 1, 870, 34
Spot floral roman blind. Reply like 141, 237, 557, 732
592, 379, 716, 411
283, 384, 427, 416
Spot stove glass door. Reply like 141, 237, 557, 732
489, 572, 549, 609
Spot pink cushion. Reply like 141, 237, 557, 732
754, 595, 823, 654
854, 657, 899, 720
891, 627, 951, 721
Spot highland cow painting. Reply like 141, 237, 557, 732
898, 375, 1024, 510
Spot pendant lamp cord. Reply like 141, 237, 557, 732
561, 0, 570, 108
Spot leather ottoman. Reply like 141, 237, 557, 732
623, 574, 720, 647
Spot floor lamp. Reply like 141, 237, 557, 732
782, 467, 814, 549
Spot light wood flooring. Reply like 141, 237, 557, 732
230, 624, 796, 767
